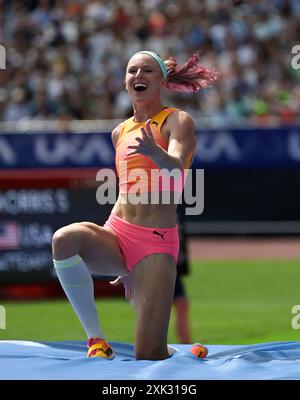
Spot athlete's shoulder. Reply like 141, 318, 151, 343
111, 122, 125, 149
167, 109, 195, 130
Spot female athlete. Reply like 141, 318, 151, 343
52, 50, 218, 360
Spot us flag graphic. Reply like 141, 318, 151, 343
0, 222, 20, 250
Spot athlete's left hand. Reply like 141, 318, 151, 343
127, 119, 162, 158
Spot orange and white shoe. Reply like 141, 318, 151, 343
87, 337, 115, 360
190, 343, 208, 359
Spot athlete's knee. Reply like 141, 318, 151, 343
135, 343, 167, 361
52, 226, 70, 255
52, 223, 87, 258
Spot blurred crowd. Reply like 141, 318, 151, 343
0, 0, 299, 128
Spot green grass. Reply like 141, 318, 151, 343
1, 260, 300, 345
187, 260, 300, 345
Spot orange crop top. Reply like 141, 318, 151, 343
115, 107, 194, 194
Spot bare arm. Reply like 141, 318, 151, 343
155, 110, 196, 171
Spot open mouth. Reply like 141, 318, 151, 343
133, 83, 147, 92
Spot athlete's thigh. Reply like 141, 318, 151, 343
132, 253, 177, 357
78, 221, 128, 276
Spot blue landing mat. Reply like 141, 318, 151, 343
0, 340, 300, 380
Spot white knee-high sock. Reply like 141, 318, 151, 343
53, 255, 105, 340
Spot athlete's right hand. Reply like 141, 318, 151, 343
110, 275, 133, 302
126, 119, 163, 160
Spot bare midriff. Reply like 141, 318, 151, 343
111, 198, 178, 228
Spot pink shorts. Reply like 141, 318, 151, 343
104, 213, 179, 272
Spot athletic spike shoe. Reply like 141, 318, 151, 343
190, 343, 208, 359
87, 337, 115, 359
